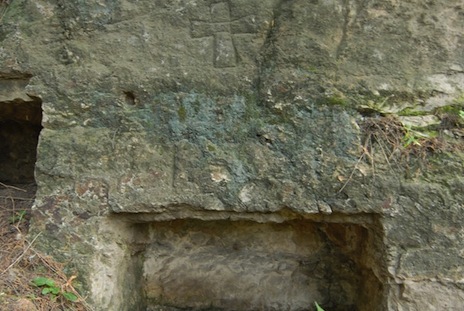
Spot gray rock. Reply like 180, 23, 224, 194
0, 0, 463, 310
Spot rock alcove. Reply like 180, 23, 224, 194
0, 74, 42, 184
107, 214, 386, 311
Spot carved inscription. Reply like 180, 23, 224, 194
190, 2, 257, 68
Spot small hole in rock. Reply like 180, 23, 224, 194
124, 91, 138, 106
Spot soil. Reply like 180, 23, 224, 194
0, 182, 90, 311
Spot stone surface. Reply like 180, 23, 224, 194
0, 0, 463, 310
142, 219, 379, 311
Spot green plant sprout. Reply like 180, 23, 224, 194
402, 125, 435, 147
9, 210, 26, 225
315, 301, 325, 311
31, 277, 78, 302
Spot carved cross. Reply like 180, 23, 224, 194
190, 2, 257, 68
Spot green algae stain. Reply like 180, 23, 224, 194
322, 96, 348, 107
178, 105, 187, 122
398, 107, 429, 117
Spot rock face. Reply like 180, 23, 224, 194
1, 0, 463, 310
142, 219, 382, 311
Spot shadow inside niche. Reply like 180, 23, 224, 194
0, 94, 42, 184
123, 218, 386, 311
0, 81, 42, 254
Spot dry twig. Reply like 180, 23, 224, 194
1, 232, 42, 276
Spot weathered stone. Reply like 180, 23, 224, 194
0, 0, 463, 310
143, 220, 366, 310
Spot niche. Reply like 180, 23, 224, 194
123, 217, 386, 311
0, 77, 42, 183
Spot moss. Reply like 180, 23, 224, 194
206, 144, 216, 152
243, 91, 262, 122
316, 95, 349, 107
433, 104, 464, 128
177, 105, 187, 122
452, 93, 464, 106
434, 104, 463, 116
398, 107, 429, 117
321, 96, 348, 107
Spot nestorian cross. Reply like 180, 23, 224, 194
190, 2, 257, 68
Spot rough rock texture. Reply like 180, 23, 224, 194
141, 219, 382, 311
1, 0, 463, 310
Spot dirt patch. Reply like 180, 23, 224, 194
0, 183, 91, 311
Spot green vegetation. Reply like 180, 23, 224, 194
434, 104, 464, 116
243, 91, 260, 122
402, 125, 437, 148
177, 104, 187, 122
354, 94, 463, 150
433, 104, 464, 129
315, 301, 325, 311
206, 143, 216, 152
9, 210, 26, 225
398, 107, 428, 117
0, 182, 89, 310
322, 95, 347, 107
32, 276, 78, 302
452, 93, 464, 106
